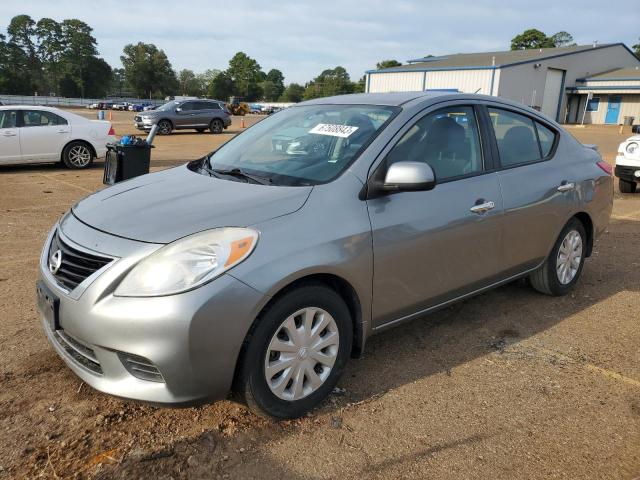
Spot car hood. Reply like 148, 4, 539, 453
72, 165, 312, 243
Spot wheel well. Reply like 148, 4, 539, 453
60, 140, 96, 162
158, 118, 173, 128
573, 212, 594, 257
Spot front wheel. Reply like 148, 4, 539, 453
62, 141, 94, 169
619, 178, 637, 193
157, 120, 173, 135
237, 284, 353, 419
210, 118, 224, 134
529, 218, 586, 296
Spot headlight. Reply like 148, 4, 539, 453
626, 142, 639, 155
114, 228, 258, 297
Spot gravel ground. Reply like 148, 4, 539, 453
0, 112, 638, 479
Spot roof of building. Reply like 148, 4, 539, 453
579, 67, 640, 81
368, 43, 635, 73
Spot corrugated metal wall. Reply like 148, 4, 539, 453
582, 80, 640, 88
367, 72, 424, 92
582, 94, 640, 124
424, 70, 495, 94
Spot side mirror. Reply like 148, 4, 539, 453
175, 107, 182, 113
383, 161, 436, 192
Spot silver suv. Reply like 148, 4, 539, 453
134, 99, 232, 135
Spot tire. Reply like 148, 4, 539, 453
237, 284, 353, 419
619, 178, 637, 193
196, 128, 206, 133
529, 218, 587, 296
157, 120, 173, 135
210, 118, 224, 134
62, 141, 94, 169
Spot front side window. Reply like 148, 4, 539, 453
488, 108, 541, 167
0, 110, 17, 129
206, 104, 398, 185
386, 106, 483, 181
22, 110, 67, 127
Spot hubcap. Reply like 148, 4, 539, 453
68, 145, 91, 167
264, 307, 339, 401
212, 120, 222, 133
556, 230, 583, 284
159, 122, 171, 134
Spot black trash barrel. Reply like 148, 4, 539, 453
103, 143, 153, 185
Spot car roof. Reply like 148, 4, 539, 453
299, 91, 452, 107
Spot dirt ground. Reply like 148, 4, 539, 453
0, 111, 638, 479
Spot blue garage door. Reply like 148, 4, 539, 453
605, 96, 621, 124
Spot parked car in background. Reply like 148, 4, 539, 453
249, 103, 263, 114
97, 101, 114, 110
37, 92, 612, 418
88, 102, 99, 109
616, 135, 640, 192
113, 102, 133, 111
134, 99, 231, 135
143, 104, 157, 111
0, 105, 115, 168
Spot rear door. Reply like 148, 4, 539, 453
484, 105, 571, 273
0, 110, 21, 164
367, 103, 505, 327
195, 101, 218, 127
18, 110, 70, 162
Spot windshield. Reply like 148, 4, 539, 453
156, 101, 180, 112
205, 104, 398, 186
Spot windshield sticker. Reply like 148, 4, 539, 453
309, 123, 359, 138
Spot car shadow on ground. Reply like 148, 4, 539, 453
93, 218, 638, 479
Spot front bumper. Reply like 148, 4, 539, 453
615, 163, 640, 182
36, 215, 268, 405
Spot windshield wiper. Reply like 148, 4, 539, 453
204, 164, 272, 185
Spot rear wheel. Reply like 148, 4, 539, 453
238, 284, 352, 419
157, 120, 173, 135
529, 218, 586, 296
210, 118, 224, 134
619, 178, 637, 193
62, 141, 94, 169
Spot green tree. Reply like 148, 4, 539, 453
376, 59, 401, 70
511, 28, 555, 50
632, 39, 640, 58
59, 19, 102, 97
0, 33, 34, 94
121, 42, 178, 98
35, 18, 63, 94
279, 83, 304, 102
7, 15, 41, 92
226, 52, 264, 101
262, 68, 284, 100
178, 69, 205, 96
550, 31, 575, 47
303, 66, 355, 100
207, 71, 235, 100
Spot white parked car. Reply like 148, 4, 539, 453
0, 106, 115, 169
616, 135, 640, 193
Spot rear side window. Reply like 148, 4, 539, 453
22, 110, 68, 127
535, 122, 556, 157
386, 105, 483, 181
488, 108, 541, 167
0, 110, 17, 128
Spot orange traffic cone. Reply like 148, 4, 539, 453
108, 110, 112, 121
240, 118, 245, 129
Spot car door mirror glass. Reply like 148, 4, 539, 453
383, 161, 436, 192
175, 107, 182, 113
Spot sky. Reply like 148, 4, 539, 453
1, 0, 638, 85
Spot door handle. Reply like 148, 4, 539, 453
470, 200, 495, 214
2, 131, 16, 136
557, 181, 575, 192
57, 129, 69, 133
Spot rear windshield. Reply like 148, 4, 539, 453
207, 104, 399, 185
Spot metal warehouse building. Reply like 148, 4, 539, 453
365, 43, 640, 125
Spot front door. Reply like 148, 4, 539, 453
0, 110, 21, 164
368, 104, 504, 327
175, 101, 198, 127
605, 96, 621, 124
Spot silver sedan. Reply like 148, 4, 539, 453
37, 92, 613, 418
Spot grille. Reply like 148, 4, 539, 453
48, 232, 111, 291
616, 165, 638, 177
53, 329, 103, 374
119, 353, 164, 383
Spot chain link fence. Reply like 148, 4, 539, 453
0, 95, 166, 108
